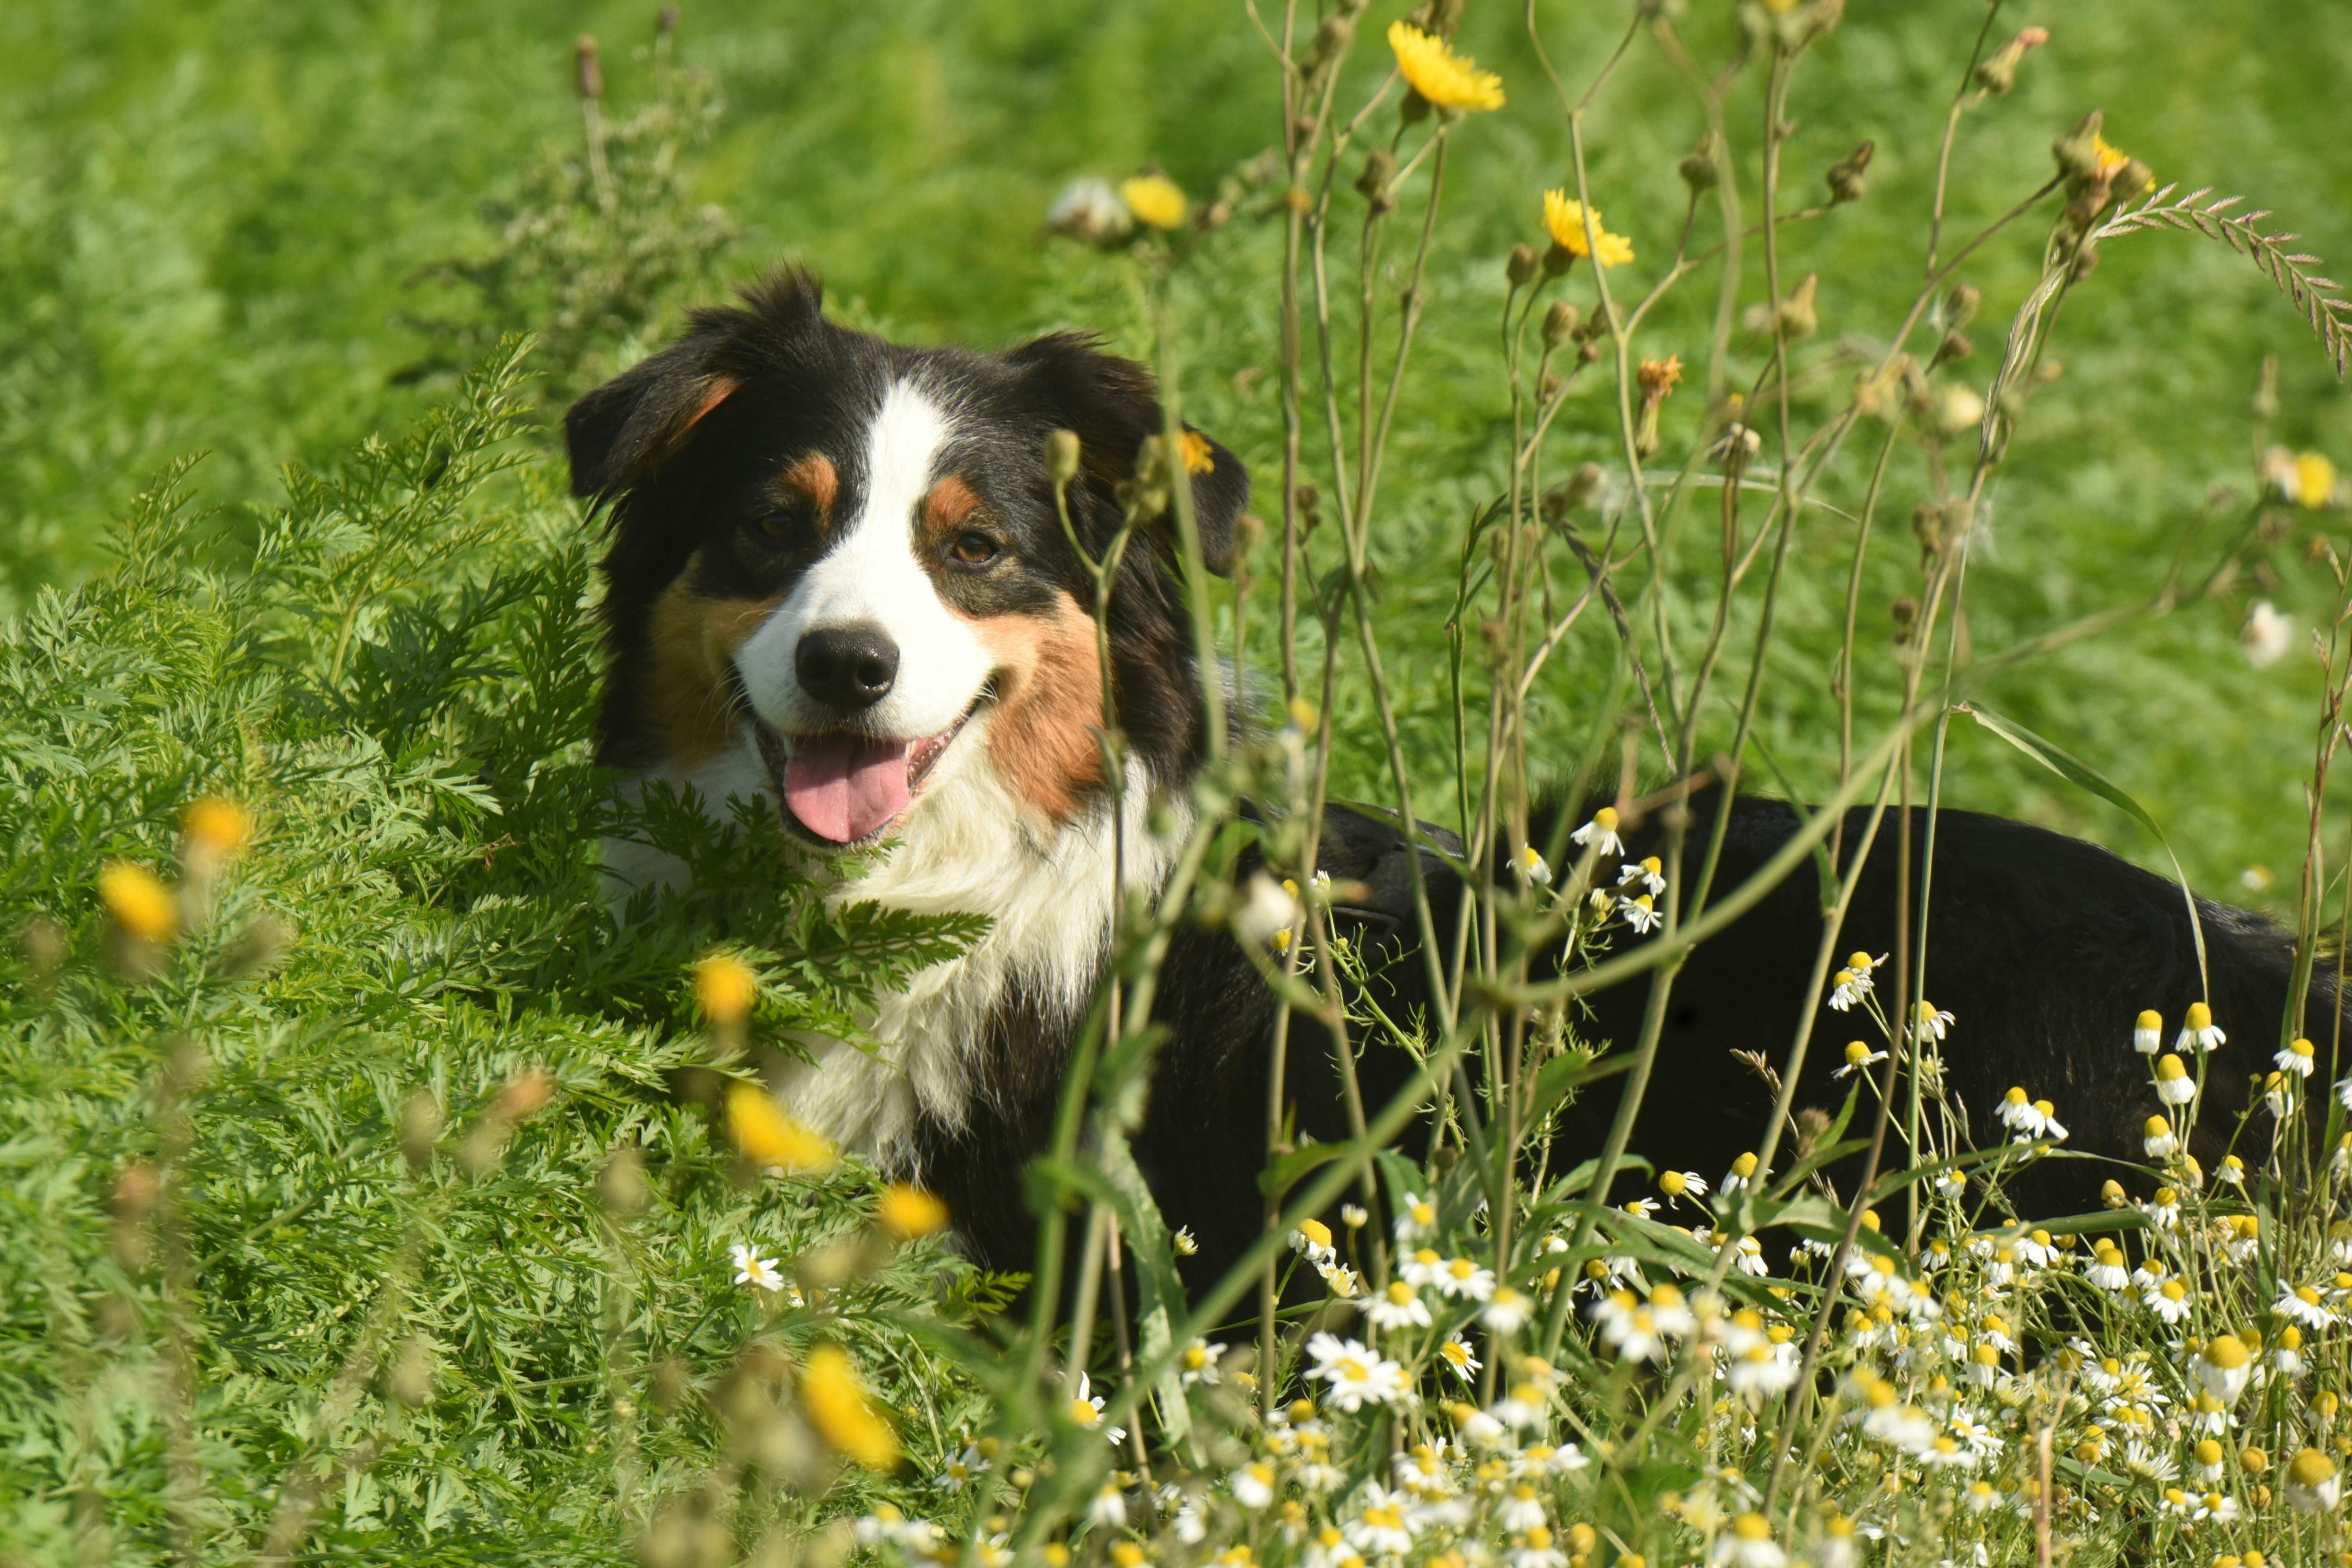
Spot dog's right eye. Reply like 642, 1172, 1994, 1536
751, 508, 798, 540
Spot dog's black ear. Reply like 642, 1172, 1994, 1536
1007, 331, 1251, 575
565, 266, 827, 501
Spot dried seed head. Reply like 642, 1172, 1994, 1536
1678, 131, 1721, 193
400, 1089, 444, 1172
388, 1336, 435, 1408
1943, 282, 1981, 332
1826, 140, 1874, 204
1541, 301, 1581, 348
1312, 13, 1356, 70
600, 1147, 650, 1215
1775, 274, 1820, 341
574, 35, 603, 102
1973, 26, 2048, 96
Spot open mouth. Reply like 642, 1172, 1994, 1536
754, 709, 972, 847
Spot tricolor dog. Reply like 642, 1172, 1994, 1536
571, 269, 2340, 1289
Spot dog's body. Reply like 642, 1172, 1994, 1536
572, 271, 2340, 1293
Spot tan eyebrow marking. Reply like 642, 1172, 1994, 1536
919, 474, 983, 547
779, 453, 838, 530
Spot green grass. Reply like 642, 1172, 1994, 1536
5, 0, 2351, 891
10, 3, 2352, 1563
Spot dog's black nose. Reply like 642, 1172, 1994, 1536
795, 624, 899, 712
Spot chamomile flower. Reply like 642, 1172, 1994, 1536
1511, 844, 1553, 886
2193, 1335, 2255, 1406
1828, 953, 1884, 1011
1617, 855, 1666, 895
2275, 1283, 2336, 1330
1229, 1462, 1277, 1511
1711, 1515, 1786, 1568
1394, 1193, 1438, 1244
1571, 806, 1623, 858
1290, 1218, 1338, 1267
731, 1242, 784, 1292
2134, 1009, 2164, 1054
1592, 1290, 1670, 1363
2273, 1324, 2306, 1376
2149, 1278, 2193, 1326
2265, 1070, 2297, 1120
2154, 1053, 2197, 1106
1722, 1152, 1761, 1193
2277, 1037, 2317, 1077
1437, 1256, 1498, 1302
1483, 1287, 1534, 1336
1996, 1088, 2064, 1138
2286, 1447, 2341, 1513
2215, 1154, 2247, 1187
1066, 1371, 1126, 1445
1659, 1169, 1709, 1200
1367, 1280, 1433, 1333
2144, 1115, 2178, 1157
1437, 1335, 1481, 1382
2142, 1187, 2181, 1229
1834, 1041, 1887, 1079
2084, 1242, 2131, 1291
1305, 1333, 1408, 1412
1180, 1338, 1225, 1387
2178, 1001, 2226, 1053
1172, 1226, 1198, 1255
1619, 893, 1661, 934
1913, 1000, 1955, 1041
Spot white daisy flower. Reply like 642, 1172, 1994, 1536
1619, 893, 1661, 934
1289, 1218, 1338, 1267
2277, 1037, 2317, 1077
1511, 844, 1553, 886
2143, 1115, 2178, 1157
1179, 1337, 1224, 1386
2153, 1054, 2197, 1106
2176, 1001, 2225, 1053
1570, 807, 1624, 858
1172, 1225, 1198, 1255
1833, 1040, 1887, 1078
730, 1242, 784, 1292
2133, 1009, 2163, 1054
1342, 1488, 1418, 1558
2276, 1283, 2336, 1330
1229, 1461, 1276, 1511
1616, 855, 1666, 895
1912, 1000, 1955, 1041
2286, 1448, 2341, 1513
1483, 1286, 1533, 1336
1366, 1280, 1432, 1333
1304, 1333, 1409, 1412
1065, 1371, 1127, 1445
1393, 1193, 1439, 1244
2192, 1335, 2255, 1406
1497, 1483, 1548, 1534
1087, 1483, 1128, 1528
1437, 1334, 1481, 1382
1436, 1255, 1498, 1302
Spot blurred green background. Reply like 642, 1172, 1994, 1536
6, 0, 2351, 903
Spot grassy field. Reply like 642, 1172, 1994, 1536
6, 0, 2352, 885
10, 1, 2352, 1564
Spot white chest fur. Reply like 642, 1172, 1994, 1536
603, 722, 1181, 1175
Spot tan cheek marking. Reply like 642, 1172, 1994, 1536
920, 474, 982, 551
785, 453, 838, 530
967, 594, 1106, 820
645, 560, 782, 767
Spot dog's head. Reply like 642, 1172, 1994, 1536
568, 268, 1250, 849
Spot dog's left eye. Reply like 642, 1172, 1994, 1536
950, 531, 1000, 566
753, 509, 798, 539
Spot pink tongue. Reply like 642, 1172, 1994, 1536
782, 734, 912, 843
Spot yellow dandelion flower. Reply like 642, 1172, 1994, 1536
101, 862, 177, 943
695, 954, 758, 1024
2294, 452, 2337, 510
1541, 190, 1634, 268
183, 797, 253, 857
877, 1183, 950, 1240
1178, 429, 1215, 475
799, 1345, 899, 1470
1387, 21, 1505, 113
1120, 173, 1188, 231
726, 1081, 837, 1175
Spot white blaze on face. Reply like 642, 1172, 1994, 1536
735, 379, 996, 745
